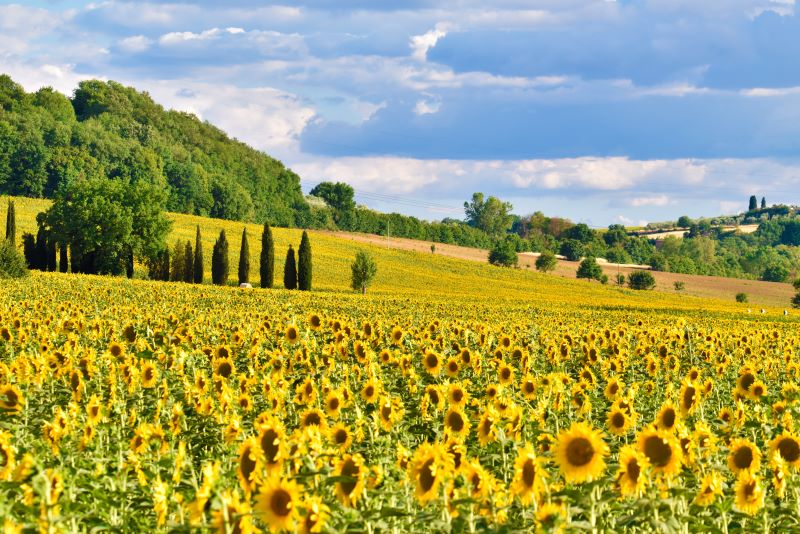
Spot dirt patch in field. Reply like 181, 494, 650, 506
321, 230, 795, 309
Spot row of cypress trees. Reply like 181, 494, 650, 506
208, 224, 313, 290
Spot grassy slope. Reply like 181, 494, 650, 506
1, 195, 794, 316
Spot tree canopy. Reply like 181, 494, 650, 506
464, 192, 514, 237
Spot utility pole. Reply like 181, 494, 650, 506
387, 219, 390, 249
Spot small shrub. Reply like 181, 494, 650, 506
535, 251, 557, 273
628, 270, 656, 290
576, 257, 603, 281
615, 273, 626, 286
674, 281, 685, 291
0, 240, 29, 279
736, 292, 748, 303
488, 239, 518, 267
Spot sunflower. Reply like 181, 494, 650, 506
141, 361, 158, 388
498, 363, 514, 385
444, 357, 460, 377
300, 497, 330, 534
736, 370, 757, 398
604, 378, 623, 401
554, 422, 609, 484
360, 379, 380, 404
390, 326, 404, 345
407, 442, 452, 505
213, 357, 235, 380
212, 490, 257, 534
678, 381, 700, 416
86, 395, 103, 425
520, 375, 537, 400
464, 459, 493, 501
284, 325, 300, 344
443, 407, 470, 441
477, 408, 498, 446
447, 383, 469, 408
654, 401, 679, 432
535, 502, 566, 534
255, 475, 303, 533
693, 471, 723, 506
329, 423, 353, 452
422, 350, 442, 376
510, 443, 546, 505
299, 408, 327, 431
612, 446, 647, 498
237, 438, 262, 494
258, 420, 287, 473
108, 341, 126, 361
324, 390, 343, 419
734, 472, 764, 516
334, 453, 366, 507
423, 385, 445, 413
637, 426, 682, 479
727, 438, 761, 475
0, 385, 23, 414
0, 431, 16, 480
606, 408, 633, 436
769, 432, 800, 467
307, 314, 322, 331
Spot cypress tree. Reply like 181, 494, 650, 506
193, 225, 203, 284
283, 245, 297, 290
125, 246, 134, 278
238, 228, 250, 285
161, 249, 171, 281
22, 233, 36, 269
34, 227, 48, 270
212, 230, 229, 285
298, 230, 312, 291
260, 223, 274, 288
749, 195, 758, 211
184, 241, 194, 283
46, 237, 57, 272
761, 197, 767, 209
59, 244, 68, 273
5, 200, 15, 245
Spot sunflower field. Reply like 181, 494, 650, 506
1, 268, 800, 534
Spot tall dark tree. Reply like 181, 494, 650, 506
283, 245, 297, 290
22, 233, 36, 269
761, 197, 767, 209
5, 200, 15, 245
260, 223, 275, 288
238, 228, 250, 285
211, 230, 229, 285
46, 237, 57, 272
749, 195, 758, 212
298, 231, 312, 291
34, 226, 48, 270
184, 241, 193, 283
59, 244, 68, 273
193, 226, 203, 284
125, 246, 134, 278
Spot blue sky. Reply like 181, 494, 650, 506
2, 0, 800, 226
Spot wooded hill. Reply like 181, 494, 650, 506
0, 75, 309, 226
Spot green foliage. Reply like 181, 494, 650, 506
677, 215, 692, 228
0, 76, 309, 226
749, 195, 758, 212
559, 239, 584, 261
488, 238, 518, 267
628, 270, 656, 290
5, 200, 15, 244
0, 239, 28, 279
735, 292, 748, 303
193, 226, 203, 283
298, 230, 312, 291
674, 281, 685, 291
211, 230, 229, 285
605, 246, 632, 264
576, 256, 603, 281
535, 250, 557, 272
260, 223, 275, 289
464, 192, 514, 236
309, 182, 355, 214
59, 243, 68, 273
351, 250, 377, 294
238, 228, 250, 285
40, 176, 171, 275
170, 241, 186, 282
762, 263, 789, 282
616, 273, 626, 286
603, 224, 628, 248
792, 292, 800, 308
284, 245, 297, 290
779, 220, 800, 246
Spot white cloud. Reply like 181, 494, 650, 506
629, 195, 670, 207
719, 200, 744, 214
410, 22, 454, 62
414, 98, 441, 115
118, 35, 152, 53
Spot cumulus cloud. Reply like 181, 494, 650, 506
629, 195, 670, 207
410, 22, 454, 61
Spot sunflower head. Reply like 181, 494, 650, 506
255, 476, 303, 534
554, 422, 608, 484
637, 426, 683, 479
